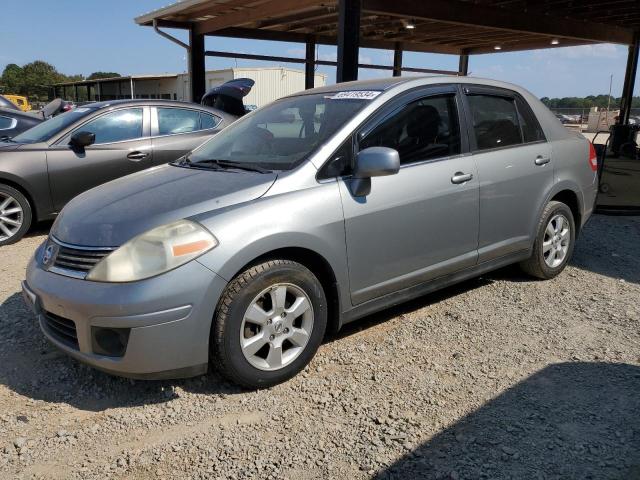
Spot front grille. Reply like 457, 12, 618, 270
52, 245, 111, 273
43, 311, 79, 349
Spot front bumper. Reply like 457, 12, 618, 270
24, 249, 227, 379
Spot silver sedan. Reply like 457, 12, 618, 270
23, 76, 598, 388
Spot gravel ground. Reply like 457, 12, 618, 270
0, 214, 639, 480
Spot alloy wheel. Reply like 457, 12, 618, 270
0, 192, 23, 242
543, 213, 570, 268
240, 283, 314, 371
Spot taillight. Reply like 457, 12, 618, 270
588, 141, 598, 172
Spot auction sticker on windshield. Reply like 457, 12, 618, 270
327, 91, 381, 100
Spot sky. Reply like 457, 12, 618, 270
2, 0, 637, 99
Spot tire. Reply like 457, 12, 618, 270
0, 184, 32, 246
520, 201, 575, 280
211, 259, 327, 388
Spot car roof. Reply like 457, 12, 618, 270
85, 99, 216, 110
0, 107, 40, 119
292, 75, 537, 99
78, 99, 232, 119
296, 77, 412, 96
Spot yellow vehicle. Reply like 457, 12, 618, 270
4, 94, 31, 112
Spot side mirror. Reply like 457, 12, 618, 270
69, 131, 95, 149
350, 146, 400, 196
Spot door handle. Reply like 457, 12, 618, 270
127, 151, 149, 161
535, 155, 551, 166
451, 172, 473, 184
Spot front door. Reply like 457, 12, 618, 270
339, 88, 479, 305
461, 88, 554, 262
46, 107, 152, 210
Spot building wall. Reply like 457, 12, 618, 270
178, 67, 326, 105
59, 68, 327, 105
131, 77, 179, 100
84, 77, 179, 101
230, 68, 326, 108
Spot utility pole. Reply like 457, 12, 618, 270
606, 74, 613, 127
606, 74, 613, 113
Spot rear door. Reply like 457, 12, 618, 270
461, 86, 552, 262
150, 107, 223, 165
46, 106, 152, 210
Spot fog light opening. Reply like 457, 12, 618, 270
92, 327, 130, 357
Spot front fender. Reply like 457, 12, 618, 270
194, 183, 351, 313
0, 150, 53, 220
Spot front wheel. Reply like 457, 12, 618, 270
211, 259, 327, 388
520, 200, 575, 279
0, 184, 32, 246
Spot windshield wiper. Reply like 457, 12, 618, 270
192, 159, 272, 174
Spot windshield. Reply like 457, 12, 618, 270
12, 107, 96, 143
185, 92, 374, 170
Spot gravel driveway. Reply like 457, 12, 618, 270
0, 215, 639, 480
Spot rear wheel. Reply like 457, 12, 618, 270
211, 260, 327, 388
0, 184, 31, 246
520, 200, 575, 279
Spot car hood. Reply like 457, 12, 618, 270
52, 164, 277, 246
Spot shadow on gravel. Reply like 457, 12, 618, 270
0, 278, 493, 411
25, 220, 53, 239
570, 215, 640, 285
328, 277, 492, 343
483, 215, 640, 285
375, 362, 640, 480
0, 292, 243, 412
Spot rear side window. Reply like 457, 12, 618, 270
516, 97, 545, 143
0, 116, 15, 130
468, 95, 522, 150
79, 108, 143, 144
360, 94, 461, 165
158, 108, 201, 135
200, 112, 220, 130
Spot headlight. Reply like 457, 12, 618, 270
86, 220, 217, 282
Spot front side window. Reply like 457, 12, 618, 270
12, 108, 96, 144
186, 92, 371, 171
79, 108, 143, 144
157, 108, 201, 135
360, 94, 461, 165
467, 94, 523, 150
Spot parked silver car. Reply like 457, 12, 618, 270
23, 77, 598, 388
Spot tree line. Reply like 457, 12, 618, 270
0, 60, 120, 102
540, 94, 640, 109
1, 59, 639, 108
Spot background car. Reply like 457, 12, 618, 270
60, 100, 76, 114
0, 94, 20, 111
0, 107, 43, 140
0, 99, 236, 245
554, 113, 572, 124
4, 94, 32, 112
